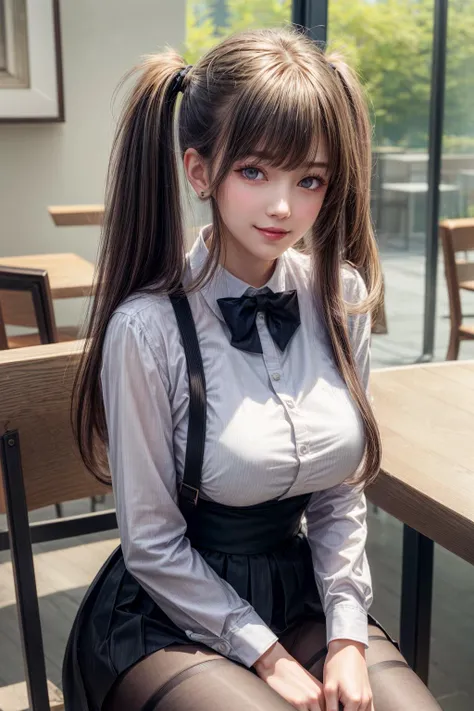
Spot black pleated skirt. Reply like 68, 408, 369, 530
62, 493, 395, 711
63, 529, 323, 711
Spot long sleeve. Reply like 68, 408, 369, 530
305, 266, 373, 647
101, 311, 278, 668
305, 483, 372, 647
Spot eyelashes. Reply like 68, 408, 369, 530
236, 164, 327, 190
238, 165, 263, 181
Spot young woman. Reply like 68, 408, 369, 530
63, 27, 441, 711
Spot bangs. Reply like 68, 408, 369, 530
215, 70, 328, 175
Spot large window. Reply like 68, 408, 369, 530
328, 0, 437, 368
435, 0, 474, 359
442, 0, 474, 221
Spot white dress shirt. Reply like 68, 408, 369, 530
101, 225, 374, 669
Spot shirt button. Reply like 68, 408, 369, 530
272, 372, 281, 382
257, 313, 265, 321
286, 400, 295, 409
216, 641, 227, 654
299, 444, 308, 455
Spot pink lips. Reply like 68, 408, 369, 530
255, 226, 290, 241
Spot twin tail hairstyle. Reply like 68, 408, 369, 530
73, 26, 383, 488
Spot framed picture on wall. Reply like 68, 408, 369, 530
0, 0, 64, 122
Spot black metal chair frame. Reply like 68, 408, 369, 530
0, 430, 117, 711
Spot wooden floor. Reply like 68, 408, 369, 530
1, 238, 474, 710
0, 501, 118, 710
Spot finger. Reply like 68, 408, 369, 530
340, 697, 362, 711
361, 688, 374, 711
294, 701, 321, 711
324, 683, 338, 711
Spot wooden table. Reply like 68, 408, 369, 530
48, 204, 104, 226
367, 360, 474, 682
0, 253, 95, 298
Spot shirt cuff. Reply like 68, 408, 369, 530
326, 602, 369, 648
227, 611, 279, 667
185, 609, 278, 668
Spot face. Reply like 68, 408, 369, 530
183, 139, 330, 285
215, 140, 330, 277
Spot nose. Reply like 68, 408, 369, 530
266, 196, 291, 220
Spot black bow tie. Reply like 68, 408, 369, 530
217, 287, 301, 354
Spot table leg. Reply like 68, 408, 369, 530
399, 525, 434, 684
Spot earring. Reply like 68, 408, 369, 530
200, 191, 206, 198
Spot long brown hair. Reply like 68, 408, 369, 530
73, 26, 383, 486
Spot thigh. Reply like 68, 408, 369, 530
103, 644, 295, 711
281, 620, 442, 711
366, 625, 442, 711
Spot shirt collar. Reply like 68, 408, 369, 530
188, 224, 287, 322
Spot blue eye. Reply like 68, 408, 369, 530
241, 166, 263, 181
300, 176, 324, 190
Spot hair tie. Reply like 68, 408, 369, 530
171, 64, 193, 96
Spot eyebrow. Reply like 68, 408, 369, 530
304, 161, 329, 170
247, 151, 329, 171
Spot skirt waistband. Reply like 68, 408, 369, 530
184, 493, 311, 555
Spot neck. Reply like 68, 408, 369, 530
208, 228, 276, 288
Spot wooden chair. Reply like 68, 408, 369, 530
0, 266, 80, 350
439, 218, 474, 360
0, 341, 117, 711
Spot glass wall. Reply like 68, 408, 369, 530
429, 3, 474, 707
436, 0, 474, 361
325, 4, 474, 708
327, 0, 436, 368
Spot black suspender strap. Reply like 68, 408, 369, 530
169, 289, 207, 511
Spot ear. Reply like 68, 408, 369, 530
183, 148, 211, 198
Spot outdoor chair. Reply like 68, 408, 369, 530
439, 218, 474, 360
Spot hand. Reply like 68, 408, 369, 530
323, 640, 373, 711
254, 641, 326, 710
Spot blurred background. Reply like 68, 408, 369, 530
0, 2, 473, 709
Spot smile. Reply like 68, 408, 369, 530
255, 226, 290, 240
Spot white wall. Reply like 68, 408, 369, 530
0, 0, 186, 327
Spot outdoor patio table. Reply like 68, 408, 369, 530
367, 360, 474, 683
